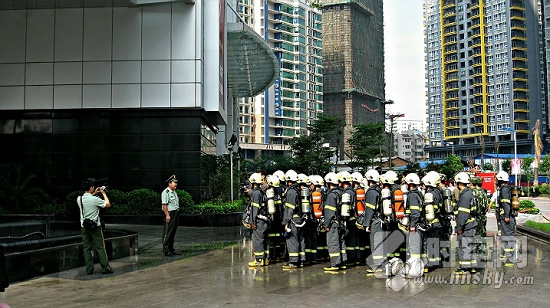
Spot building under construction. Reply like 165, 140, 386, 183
320, 0, 386, 159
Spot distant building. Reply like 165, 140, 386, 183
394, 119, 426, 133
394, 130, 428, 162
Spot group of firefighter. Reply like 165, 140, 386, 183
243, 168, 519, 276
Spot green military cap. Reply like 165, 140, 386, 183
165, 174, 178, 183
470, 176, 482, 185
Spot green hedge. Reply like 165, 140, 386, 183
525, 221, 550, 234
24, 188, 243, 215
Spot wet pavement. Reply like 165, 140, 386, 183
1, 201, 550, 307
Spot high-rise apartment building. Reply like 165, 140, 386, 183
235, 0, 324, 158
320, 0, 386, 159
425, 0, 545, 159
394, 130, 429, 162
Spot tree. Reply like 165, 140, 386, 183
347, 122, 386, 172
404, 162, 422, 176
308, 114, 345, 164
522, 155, 534, 183
539, 155, 550, 176
502, 158, 511, 174
483, 162, 494, 171
425, 162, 441, 173
440, 155, 464, 180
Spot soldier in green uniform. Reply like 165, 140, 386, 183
471, 176, 489, 262
162, 175, 180, 257
78, 178, 113, 275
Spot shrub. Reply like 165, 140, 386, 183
127, 188, 160, 215
536, 183, 550, 195
63, 191, 84, 217
519, 200, 535, 209
176, 189, 194, 208
182, 199, 243, 214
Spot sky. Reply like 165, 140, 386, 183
383, 0, 426, 121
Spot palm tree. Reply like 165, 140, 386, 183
0, 166, 50, 213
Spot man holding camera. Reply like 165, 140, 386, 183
162, 174, 180, 257
78, 178, 113, 275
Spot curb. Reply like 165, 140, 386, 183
516, 224, 550, 244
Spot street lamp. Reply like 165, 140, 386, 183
503, 127, 517, 186
387, 112, 404, 168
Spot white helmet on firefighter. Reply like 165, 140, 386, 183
454, 172, 470, 184
325, 172, 339, 185
380, 172, 393, 185
310, 175, 324, 186
249, 173, 262, 184
338, 171, 352, 183
404, 173, 420, 185
421, 172, 439, 187
266, 175, 280, 188
285, 169, 298, 182
273, 170, 285, 182
385, 170, 398, 184
496, 171, 509, 182
297, 173, 310, 185
351, 172, 364, 183
365, 169, 380, 183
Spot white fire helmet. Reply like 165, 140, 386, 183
351, 172, 364, 183
325, 172, 339, 185
285, 170, 298, 182
496, 171, 509, 182
365, 169, 380, 183
338, 171, 352, 183
273, 170, 285, 182
297, 173, 311, 185
249, 173, 262, 184
454, 172, 470, 185
266, 175, 280, 188
404, 173, 420, 185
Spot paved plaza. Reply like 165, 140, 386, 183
1, 200, 550, 307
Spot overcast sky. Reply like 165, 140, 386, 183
383, 0, 425, 121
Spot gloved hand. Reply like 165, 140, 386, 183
251, 224, 257, 230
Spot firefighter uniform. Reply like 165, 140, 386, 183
407, 188, 425, 264
250, 187, 270, 265
363, 184, 383, 270
301, 186, 318, 264
498, 183, 516, 263
424, 186, 442, 268
456, 186, 478, 272
324, 187, 344, 269
343, 186, 360, 265
283, 184, 305, 267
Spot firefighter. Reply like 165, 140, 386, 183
363, 169, 384, 274
298, 173, 316, 265
272, 170, 287, 261
471, 176, 489, 262
496, 171, 516, 266
422, 171, 443, 271
323, 172, 345, 271
339, 172, 358, 266
453, 172, 479, 274
352, 172, 367, 265
384, 170, 407, 261
248, 173, 270, 267
282, 170, 305, 269
405, 173, 426, 273
265, 175, 284, 263
310, 175, 328, 262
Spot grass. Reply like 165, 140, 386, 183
525, 220, 550, 234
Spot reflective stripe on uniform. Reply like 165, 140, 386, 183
432, 218, 439, 223
268, 233, 281, 237
251, 202, 260, 208
410, 254, 422, 258
365, 203, 376, 210
458, 207, 470, 213
410, 206, 421, 211
500, 199, 510, 203
289, 252, 299, 257
340, 250, 346, 254
311, 250, 317, 253
325, 205, 337, 211
305, 249, 312, 253
373, 255, 384, 260
466, 218, 475, 224
292, 214, 300, 218
330, 253, 341, 257
254, 252, 265, 256
285, 203, 296, 209
346, 247, 355, 251
299, 252, 306, 256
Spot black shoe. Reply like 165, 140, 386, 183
101, 269, 114, 275
170, 251, 182, 256
165, 252, 174, 257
